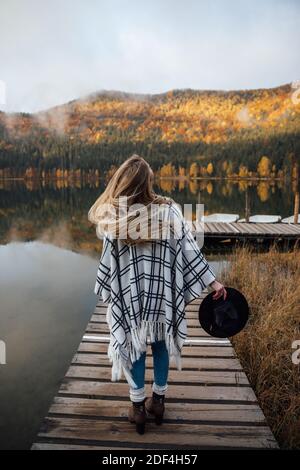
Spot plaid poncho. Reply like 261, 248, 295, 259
94, 202, 216, 387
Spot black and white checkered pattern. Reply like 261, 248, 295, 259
94, 203, 216, 386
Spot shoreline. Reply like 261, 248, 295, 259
0, 175, 293, 182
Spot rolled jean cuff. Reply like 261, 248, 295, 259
152, 382, 168, 395
129, 386, 145, 403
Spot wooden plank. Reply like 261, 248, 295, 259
206, 221, 300, 238
204, 222, 238, 235
220, 222, 239, 234
257, 223, 285, 235
77, 343, 235, 357
233, 222, 264, 235
81, 335, 231, 346
278, 223, 300, 233
236, 222, 262, 234
48, 397, 265, 423
91, 314, 204, 327
206, 222, 219, 234
82, 335, 230, 346
58, 380, 257, 402
37, 417, 278, 449
72, 353, 242, 370
32, 443, 140, 450
65, 366, 248, 385
85, 323, 209, 337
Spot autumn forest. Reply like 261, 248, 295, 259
0, 83, 299, 181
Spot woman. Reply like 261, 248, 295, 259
88, 154, 226, 435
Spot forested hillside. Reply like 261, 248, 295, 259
0, 84, 299, 179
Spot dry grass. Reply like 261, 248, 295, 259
221, 246, 300, 449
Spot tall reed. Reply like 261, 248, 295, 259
221, 246, 300, 449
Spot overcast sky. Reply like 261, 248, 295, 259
0, 0, 299, 112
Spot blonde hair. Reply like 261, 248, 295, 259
88, 154, 173, 243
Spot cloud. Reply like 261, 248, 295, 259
0, 0, 299, 112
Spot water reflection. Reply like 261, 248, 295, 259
0, 241, 98, 449
0, 178, 296, 254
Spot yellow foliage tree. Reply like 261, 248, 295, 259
159, 163, 176, 177
222, 160, 228, 172
178, 166, 186, 178
189, 162, 198, 178
200, 166, 207, 176
226, 161, 233, 176
257, 156, 271, 177
239, 165, 249, 178
207, 162, 214, 175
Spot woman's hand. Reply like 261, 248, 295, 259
210, 280, 227, 300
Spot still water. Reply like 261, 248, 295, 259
0, 177, 296, 250
0, 241, 98, 449
0, 177, 295, 449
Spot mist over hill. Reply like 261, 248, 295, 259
0, 83, 299, 178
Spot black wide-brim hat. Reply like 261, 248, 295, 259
199, 287, 249, 338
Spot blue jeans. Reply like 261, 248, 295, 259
129, 340, 169, 402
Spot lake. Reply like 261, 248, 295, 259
0, 177, 297, 251
0, 177, 296, 449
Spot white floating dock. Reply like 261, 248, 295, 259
248, 215, 281, 223
282, 215, 300, 224
202, 213, 240, 223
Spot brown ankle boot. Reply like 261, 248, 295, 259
128, 400, 146, 434
145, 392, 165, 425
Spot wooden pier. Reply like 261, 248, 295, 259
203, 221, 300, 241
32, 296, 278, 450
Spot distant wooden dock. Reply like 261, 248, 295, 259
32, 296, 278, 450
202, 221, 300, 241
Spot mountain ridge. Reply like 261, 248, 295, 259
34, 82, 293, 114
0, 82, 299, 178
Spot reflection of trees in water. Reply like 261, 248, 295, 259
0, 178, 296, 248
221, 183, 233, 197
238, 181, 248, 193
157, 179, 176, 193
206, 182, 213, 195
188, 180, 198, 195
257, 182, 270, 202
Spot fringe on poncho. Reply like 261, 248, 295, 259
94, 202, 216, 388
